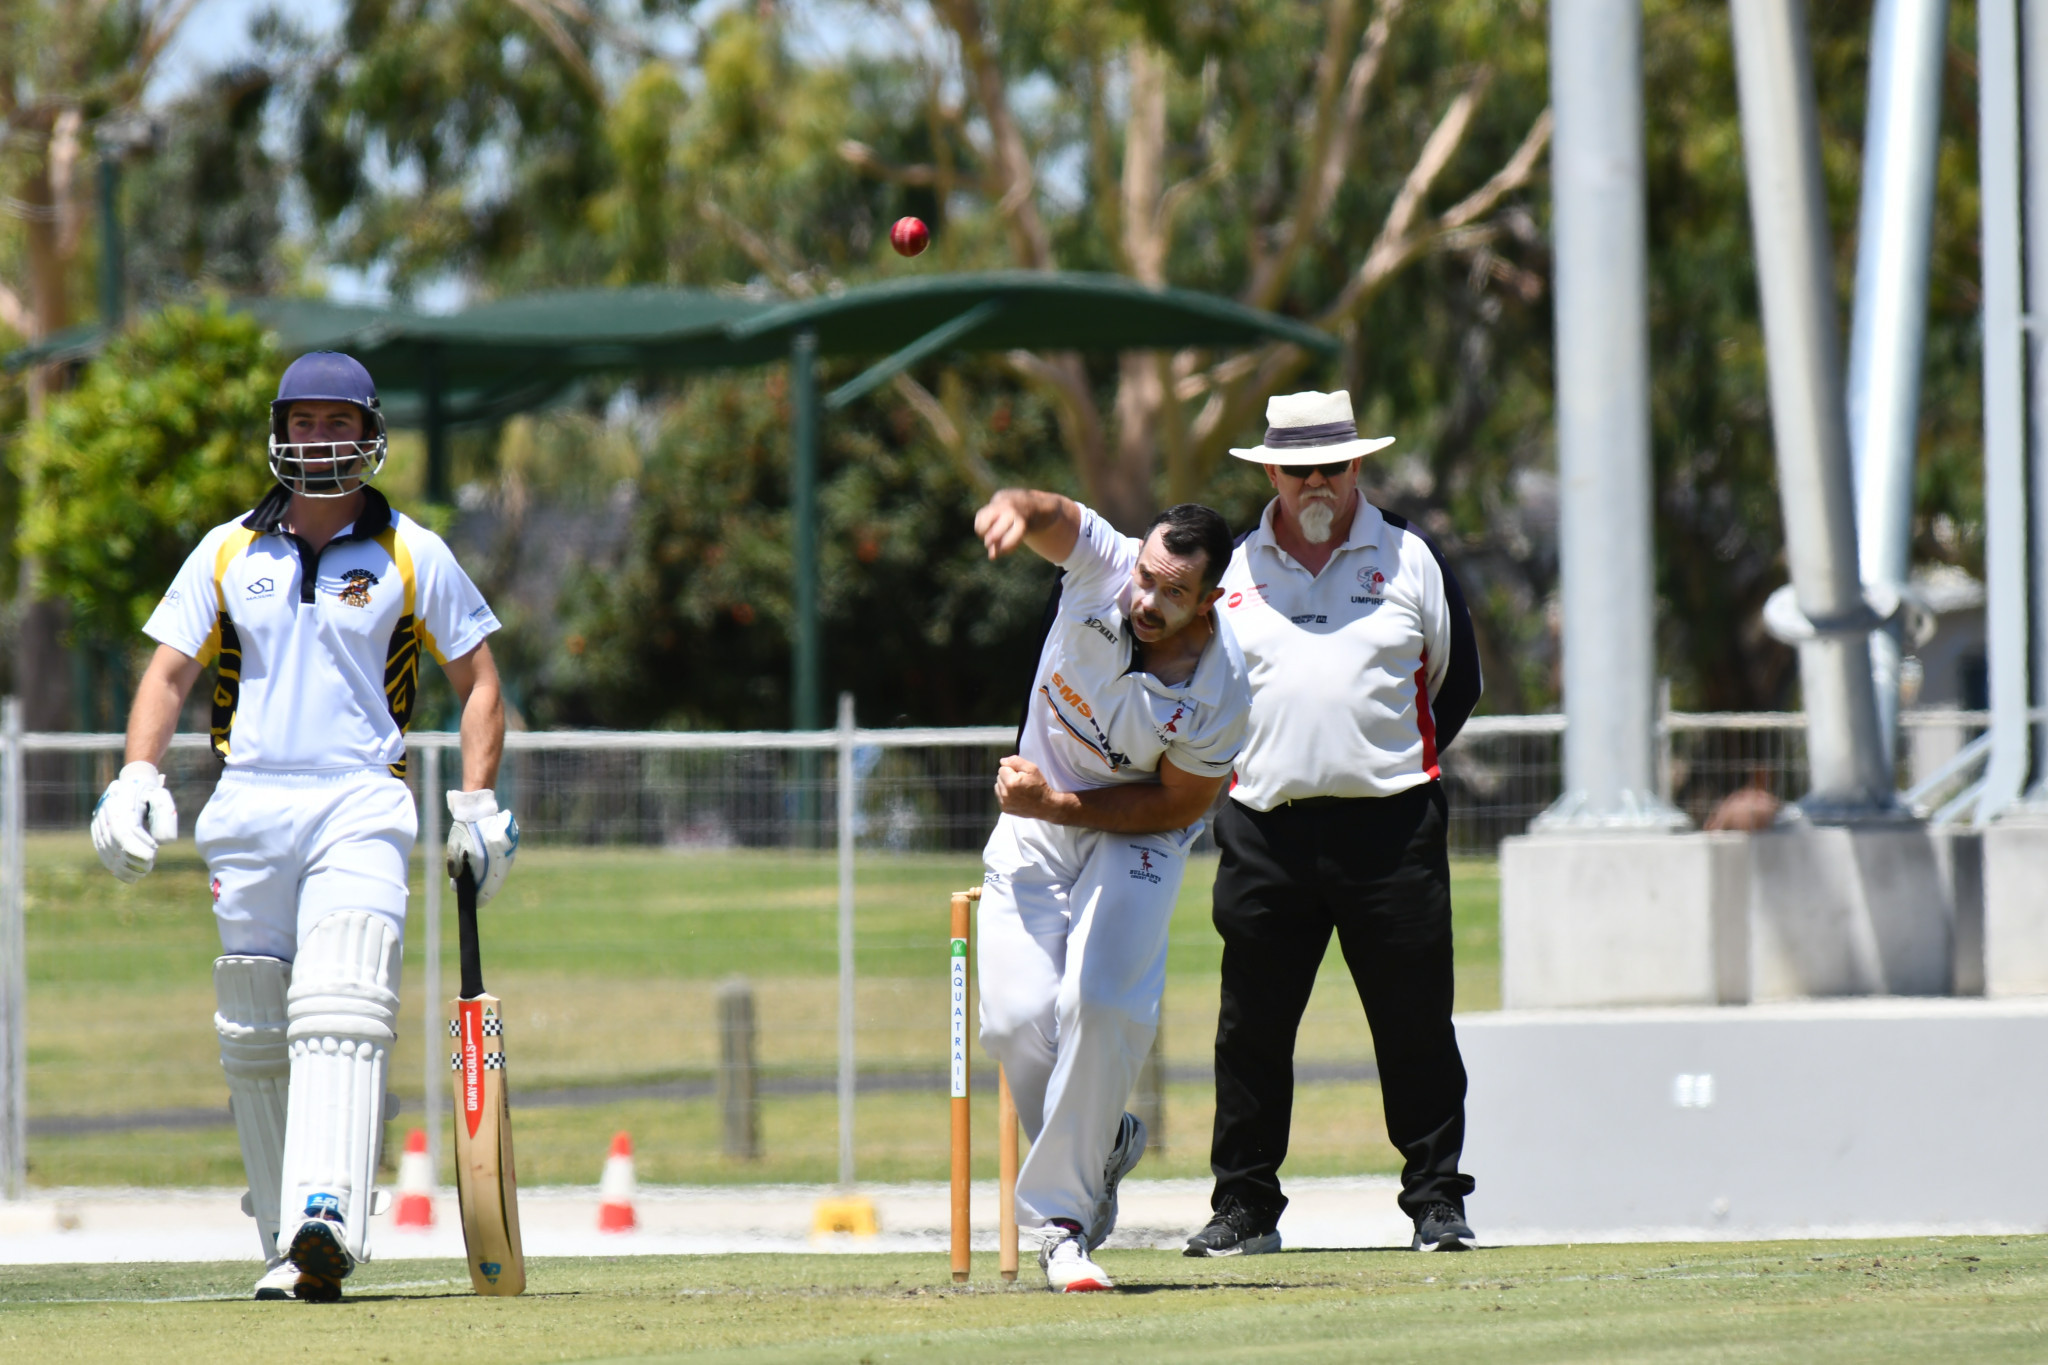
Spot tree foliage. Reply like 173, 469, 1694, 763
13, 299, 277, 640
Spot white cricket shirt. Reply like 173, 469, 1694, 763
1219, 497, 1478, 810
1017, 506, 1251, 799
144, 486, 499, 775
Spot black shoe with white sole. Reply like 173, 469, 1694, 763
1411, 1201, 1475, 1252
1183, 1198, 1282, 1257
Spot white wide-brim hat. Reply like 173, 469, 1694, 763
1228, 389, 1395, 464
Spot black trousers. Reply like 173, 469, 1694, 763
1208, 781, 1474, 1222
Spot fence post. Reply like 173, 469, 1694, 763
420, 742, 443, 1184
835, 691, 857, 1187
717, 976, 760, 1159
0, 698, 24, 1199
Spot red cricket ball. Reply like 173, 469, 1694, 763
890, 216, 930, 257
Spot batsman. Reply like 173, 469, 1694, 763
972, 489, 1250, 1291
89, 352, 519, 1302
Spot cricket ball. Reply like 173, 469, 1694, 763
890, 216, 930, 257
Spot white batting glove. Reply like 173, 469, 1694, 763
445, 789, 519, 906
91, 761, 178, 883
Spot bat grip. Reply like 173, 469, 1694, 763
456, 867, 485, 1000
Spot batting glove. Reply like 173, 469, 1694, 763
91, 761, 178, 883
446, 789, 519, 906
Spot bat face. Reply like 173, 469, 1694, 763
450, 993, 525, 1295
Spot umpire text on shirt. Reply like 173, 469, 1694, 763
1182, 390, 1483, 1258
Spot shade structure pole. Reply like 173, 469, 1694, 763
791, 330, 821, 733
1845, 0, 1948, 775
1979, 0, 2032, 820
1533, 0, 1681, 830
423, 343, 449, 505
1729, 0, 1894, 817
2024, 0, 2048, 803
835, 691, 857, 1189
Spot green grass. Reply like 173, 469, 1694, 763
20, 835, 1498, 1188
1, 1238, 2044, 1363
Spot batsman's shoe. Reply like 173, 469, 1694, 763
1086, 1111, 1147, 1250
1411, 1201, 1475, 1252
1040, 1221, 1114, 1292
1183, 1198, 1282, 1257
252, 1258, 300, 1301
285, 1214, 356, 1302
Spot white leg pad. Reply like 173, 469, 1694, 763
215, 955, 290, 1263
278, 911, 402, 1265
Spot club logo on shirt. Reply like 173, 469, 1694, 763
1082, 615, 1118, 644
1355, 566, 1387, 601
337, 568, 379, 608
245, 577, 276, 599
1155, 700, 1189, 740
1128, 846, 1163, 884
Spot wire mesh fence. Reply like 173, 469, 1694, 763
0, 707, 1993, 1199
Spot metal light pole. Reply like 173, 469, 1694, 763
1979, 0, 2032, 820
2023, 0, 2048, 804
1534, 0, 1683, 830
1729, 0, 1895, 817
1845, 0, 1948, 773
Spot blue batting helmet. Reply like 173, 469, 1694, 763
268, 352, 389, 497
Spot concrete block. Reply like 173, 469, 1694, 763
1746, 824, 1951, 998
1461, 999, 2048, 1241
1984, 817, 2048, 996
1931, 829, 1984, 995
1500, 833, 1749, 1009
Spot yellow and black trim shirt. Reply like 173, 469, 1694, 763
143, 486, 500, 774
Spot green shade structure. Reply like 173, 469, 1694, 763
6, 272, 1337, 727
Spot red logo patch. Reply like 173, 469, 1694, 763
460, 1000, 485, 1138
1226, 593, 1243, 609
210, 877, 221, 903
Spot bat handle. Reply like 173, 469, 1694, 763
456, 867, 484, 1000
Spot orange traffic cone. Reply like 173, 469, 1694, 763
394, 1128, 434, 1229
598, 1130, 637, 1232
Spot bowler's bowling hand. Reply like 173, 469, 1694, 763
995, 754, 1057, 820
973, 492, 1030, 560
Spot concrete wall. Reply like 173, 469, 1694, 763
1985, 818, 2048, 995
1461, 998, 2048, 1241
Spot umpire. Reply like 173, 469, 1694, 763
1184, 391, 1482, 1257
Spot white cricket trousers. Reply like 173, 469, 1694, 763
977, 812, 1199, 1229
196, 767, 417, 959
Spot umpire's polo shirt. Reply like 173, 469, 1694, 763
1218, 496, 1480, 811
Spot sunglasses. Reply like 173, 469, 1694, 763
1277, 460, 1356, 481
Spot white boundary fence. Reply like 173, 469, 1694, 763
0, 703, 1998, 1196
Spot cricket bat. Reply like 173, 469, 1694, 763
450, 867, 526, 1296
